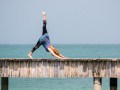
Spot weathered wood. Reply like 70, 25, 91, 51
0, 58, 120, 78
94, 78, 102, 90
1, 77, 8, 90
110, 78, 117, 90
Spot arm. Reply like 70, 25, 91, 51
59, 54, 66, 58
59, 54, 69, 59
48, 48, 64, 59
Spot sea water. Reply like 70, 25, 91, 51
0, 44, 120, 90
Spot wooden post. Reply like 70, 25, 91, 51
94, 78, 102, 90
110, 78, 117, 90
1, 77, 9, 90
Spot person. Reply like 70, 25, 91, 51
28, 11, 67, 59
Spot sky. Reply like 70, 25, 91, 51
0, 0, 120, 44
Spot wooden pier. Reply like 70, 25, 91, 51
0, 58, 120, 90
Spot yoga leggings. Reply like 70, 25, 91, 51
31, 20, 48, 53
42, 20, 47, 35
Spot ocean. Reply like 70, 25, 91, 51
0, 44, 120, 90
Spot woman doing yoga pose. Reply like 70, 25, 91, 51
28, 11, 67, 59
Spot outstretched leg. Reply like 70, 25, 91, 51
42, 20, 47, 35
42, 11, 48, 35
28, 41, 41, 59
28, 11, 47, 59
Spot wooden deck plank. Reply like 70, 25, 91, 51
0, 58, 120, 78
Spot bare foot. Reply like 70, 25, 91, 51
42, 11, 47, 20
28, 52, 33, 59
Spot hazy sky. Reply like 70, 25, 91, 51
0, 0, 120, 44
